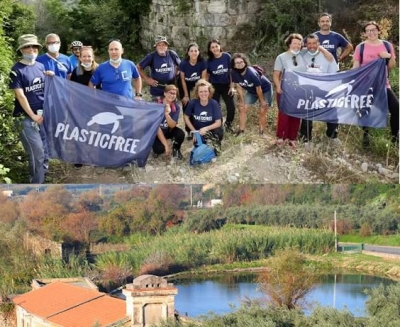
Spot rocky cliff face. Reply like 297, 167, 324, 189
140, 0, 265, 52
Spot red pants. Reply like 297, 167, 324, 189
276, 93, 300, 140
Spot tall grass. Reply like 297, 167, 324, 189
93, 228, 335, 277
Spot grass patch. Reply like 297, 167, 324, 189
339, 234, 400, 246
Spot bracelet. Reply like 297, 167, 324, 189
136, 92, 143, 97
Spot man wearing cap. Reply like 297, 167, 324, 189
37, 33, 73, 79
9, 34, 53, 183
89, 40, 142, 99
69, 40, 83, 69
137, 36, 181, 102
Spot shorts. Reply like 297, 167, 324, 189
244, 89, 273, 107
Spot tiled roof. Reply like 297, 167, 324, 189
13, 282, 126, 327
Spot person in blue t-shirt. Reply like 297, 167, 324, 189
184, 79, 224, 155
89, 40, 142, 99
178, 42, 207, 137
313, 13, 353, 65
231, 53, 273, 136
36, 33, 73, 79
9, 34, 54, 183
206, 38, 235, 133
153, 85, 185, 160
68, 40, 83, 69
36, 33, 73, 171
137, 36, 181, 102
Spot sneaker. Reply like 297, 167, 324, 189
74, 164, 83, 168
363, 133, 370, 149
235, 130, 245, 137
172, 148, 183, 160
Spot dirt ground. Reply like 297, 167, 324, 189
48, 111, 399, 184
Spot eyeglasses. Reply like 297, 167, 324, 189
72, 47, 81, 51
46, 41, 60, 45
21, 45, 40, 50
311, 57, 315, 68
292, 56, 298, 66
167, 91, 177, 96
365, 28, 378, 33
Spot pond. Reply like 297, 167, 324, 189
172, 272, 396, 317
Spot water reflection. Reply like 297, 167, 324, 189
173, 273, 395, 318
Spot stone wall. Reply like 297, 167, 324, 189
141, 0, 265, 52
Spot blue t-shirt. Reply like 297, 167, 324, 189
207, 52, 231, 84
139, 50, 181, 96
90, 59, 140, 98
36, 53, 72, 78
231, 67, 272, 94
160, 102, 181, 131
185, 98, 222, 130
69, 54, 79, 69
313, 31, 349, 62
179, 59, 207, 90
9, 61, 45, 117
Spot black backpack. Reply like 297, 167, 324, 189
359, 40, 391, 65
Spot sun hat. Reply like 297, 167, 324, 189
17, 34, 42, 51
154, 36, 170, 47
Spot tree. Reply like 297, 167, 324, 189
0, 193, 19, 223
62, 211, 97, 243
77, 190, 103, 212
0, 0, 35, 183
365, 283, 400, 326
258, 249, 319, 310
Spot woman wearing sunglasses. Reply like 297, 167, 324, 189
273, 33, 307, 148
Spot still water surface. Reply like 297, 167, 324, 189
173, 273, 395, 317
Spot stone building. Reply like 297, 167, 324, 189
2, 275, 178, 327
141, 0, 265, 51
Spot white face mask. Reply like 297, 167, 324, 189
81, 62, 92, 69
22, 53, 38, 61
48, 43, 60, 54
110, 57, 122, 64
290, 50, 300, 55
307, 50, 319, 56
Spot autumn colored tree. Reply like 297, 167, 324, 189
77, 190, 103, 212
0, 193, 19, 224
112, 185, 152, 205
258, 249, 319, 310
18, 185, 73, 240
62, 211, 98, 243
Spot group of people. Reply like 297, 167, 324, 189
9, 13, 399, 184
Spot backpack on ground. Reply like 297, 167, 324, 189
189, 131, 216, 165
359, 40, 391, 65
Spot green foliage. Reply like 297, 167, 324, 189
35, 255, 92, 278
365, 283, 400, 326
258, 249, 319, 309
94, 228, 334, 277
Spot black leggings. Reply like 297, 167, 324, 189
212, 83, 235, 125
152, 127, 185, 154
